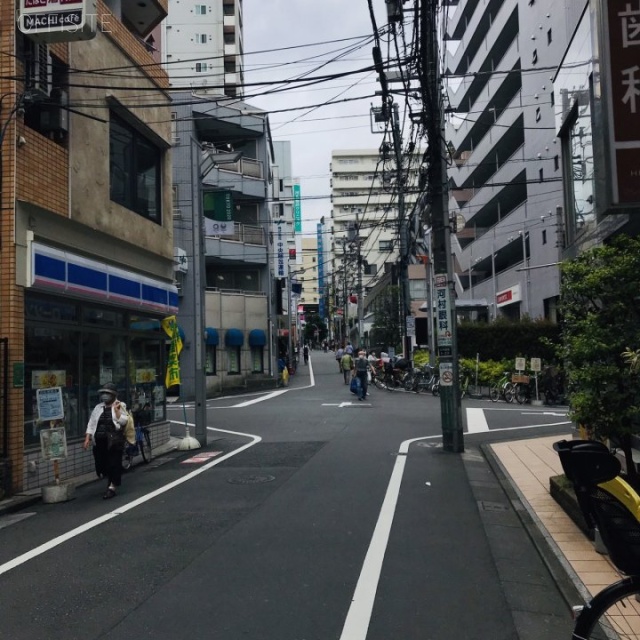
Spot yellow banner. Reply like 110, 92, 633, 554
161, 316, 183, 388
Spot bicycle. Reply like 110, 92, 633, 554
122, 420, 152, 470
554, 439, 640, 639
490, 372, 515, 403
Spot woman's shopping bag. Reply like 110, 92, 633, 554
350, 376, 360, 395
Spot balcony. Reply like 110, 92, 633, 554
117, 0, 167, 37
204, 224, 268, 266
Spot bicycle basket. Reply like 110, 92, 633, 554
588, 480, 640, 574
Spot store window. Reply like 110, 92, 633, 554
24, 295, 167, 448
227, 347, 241, 374
251, 347, 264, 373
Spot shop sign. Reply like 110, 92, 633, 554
273, 220, 287, 279
293, 184, 302, 233
40, 426, 67, 461
32, 370, 66, 389
13, 363, 24, 388
18, 0, 97, 43
496, 284, 522, 308
604, 0, 640, 205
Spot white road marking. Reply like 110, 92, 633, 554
340, 421, 567, 639
0, 425, 261, 577
466, 408, 490, 433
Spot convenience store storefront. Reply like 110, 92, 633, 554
22, 244, 178, 488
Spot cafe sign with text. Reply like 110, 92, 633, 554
18, 0, 97, 43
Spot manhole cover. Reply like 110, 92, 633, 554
227, 475, 276, 485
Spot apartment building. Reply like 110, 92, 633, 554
329, 148, 422, 344
163, 0, 244, 97
2, 1, 175, 494
443, 0, 590, 321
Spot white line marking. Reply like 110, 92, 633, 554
0, 426, 261, 577
340, 421, 567, 639
466, 408, 490, 433
233, 389, 288, 407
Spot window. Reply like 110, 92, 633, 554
227, 347, 241, 374
532, 49, 538, 64
109, 112, 162, 223
206, 345, 216, 375
196, 34, 207, 44
550, 90, 555, 106
195, 62, 207, 72
542, 229, 547, 245
364, 263, 377, 276
224, 32, 236, 44
195, 5, 207, 15
535, 107, 542, 122
251, 347, 264, 373
554, 155, 560, 171
379, 240, 393, 251
539, 168, 544, 182
547, 29, 552, 44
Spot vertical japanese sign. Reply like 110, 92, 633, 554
605, 0, 640, 204
434, 274, 453, 353
293, 184, 302, 233
273, 220, 286, 279
161, 316, 183, 388
317, 222, 325, 319
203, 191, 234, 236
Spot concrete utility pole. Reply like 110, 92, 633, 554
419, 0, 464, 452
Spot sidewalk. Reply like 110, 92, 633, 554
0, 436, 181, 517
490, 435, 640, 632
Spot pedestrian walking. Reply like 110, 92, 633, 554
83, 382, 130, 499
335, 346, 344, 372
341, 351, 354, 384
303, 344, 309, 365
354, 350, 374, 400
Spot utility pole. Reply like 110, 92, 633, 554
419, 0, 464, 452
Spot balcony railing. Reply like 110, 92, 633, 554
206, 223, 265, 245
219, 157, 263, 179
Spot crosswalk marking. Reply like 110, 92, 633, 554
466, 407, 490, 433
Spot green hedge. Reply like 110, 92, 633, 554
457, 319, 560, 362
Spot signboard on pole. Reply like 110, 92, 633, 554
18, 0, 97, 43
406, 316, 415, 337
434, 274, 453, 349
36, 386, 64, 422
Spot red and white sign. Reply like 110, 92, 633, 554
605, 0, 640, 205
181, 451, 223, 465
496, 284, 522, 308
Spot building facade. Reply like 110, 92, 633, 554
163, 0, 244, 97
2, 1, 175, 494
443, 0, 586, 320
171, 94, 277, 396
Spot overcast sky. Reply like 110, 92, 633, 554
243, 0, 389, 236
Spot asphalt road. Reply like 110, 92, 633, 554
0, 352, 573, 639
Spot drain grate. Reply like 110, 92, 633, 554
227, 474, 276, 485
478, 500, 509, 512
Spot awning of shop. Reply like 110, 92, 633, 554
204, 327, 219, 345
225, 328, 244, 347
248, 329, 266, 347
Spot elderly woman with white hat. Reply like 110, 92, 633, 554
83, 382, 129, 499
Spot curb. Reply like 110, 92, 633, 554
480, 442, 589, 608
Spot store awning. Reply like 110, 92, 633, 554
204, 327, 219, 346
225, 328, 244, 347
248, 329, 267, 347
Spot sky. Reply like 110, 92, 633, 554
243, 0, 390, 237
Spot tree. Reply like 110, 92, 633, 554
559, 235, 640, 480
370, 285, 401, 352
302, 314, 327, 344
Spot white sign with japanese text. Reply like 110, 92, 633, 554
434, 274, 453, 347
